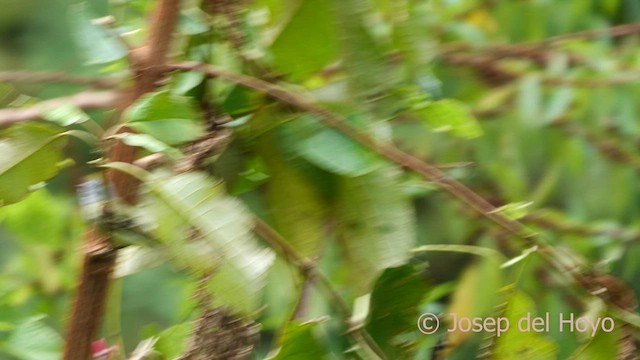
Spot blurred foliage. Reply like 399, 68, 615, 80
1, 0, 640, 359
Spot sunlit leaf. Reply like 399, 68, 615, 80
0, 123, 68, 205
154, 323, 193, 359
446, 259, 503, 350
493, 291, 559, 360
567, 317, 620, 360
493, 201, 534, 220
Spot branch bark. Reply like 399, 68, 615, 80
63, 1, 181, 359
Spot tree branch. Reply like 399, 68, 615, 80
0, 71, 119, 88
0, 91, 120, 128
170, 62, 640, 327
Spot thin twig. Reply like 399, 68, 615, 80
0, 91, 120, 128
538, 22, 640, 46
543, 73, 640, 87
524, 210, 640, 244
253, 219, 388, 360
441, 22, 640, 54
0, 71, 120, 88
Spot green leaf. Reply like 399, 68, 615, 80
446, 259, 503, 350
114, 166, 275, 315
40, 103, 90, 126
270, 0, 339, 79
154, 322, 193, 359
0, 123, 68, 205
335, 0, 397, 98
336, 166, 416, 293
126, 91, 206, 146
517, 75, 542, 125
418, 99, 483, 139
366, 264, 430, 358
493, 201, 534, 221
171, 70, 205, 95
112, 133, 183, 159
270, 319, 327, 359
256, 126, 329, 257
221, 86, 262, 115
567, 316, 620, 360
6, 315, 62, 360
68, 3, 127, 64
0, 188, 79, 246
297, 128, 386, 177
543, 87, 574, 123
179, 8, 210, 35
493, 291, 559, 360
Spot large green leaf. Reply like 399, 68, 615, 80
259, 146, 328, 258
366, 264, 430, 358
125, 91, 206, 146
270, 319, 327, 359
0, 123, 68, 205
336, 165, 416, 294
109, 164, 275, 315
297, 128, 387, 177
68, 3, 127, 64
493, 291, 559, 360
270, 0, 339, 79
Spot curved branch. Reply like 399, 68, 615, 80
0, 71, 119, 88
169, 62, 640, 327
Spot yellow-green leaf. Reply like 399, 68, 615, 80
0, 123, 67, 205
